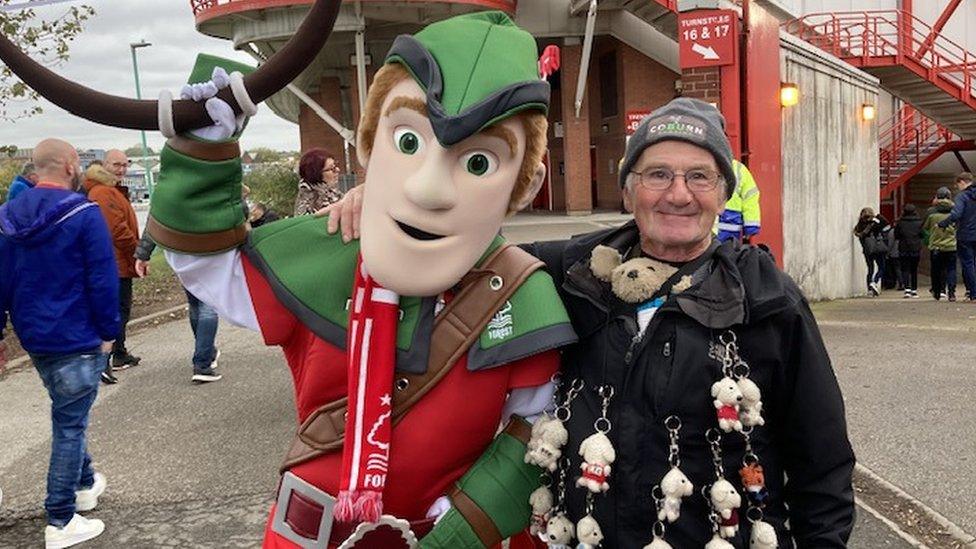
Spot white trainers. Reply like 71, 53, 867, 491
210, 348, 221, 370
45, 514, 105, 549
74, 472, 106, 512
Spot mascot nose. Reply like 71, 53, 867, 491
627, 270, 639, 279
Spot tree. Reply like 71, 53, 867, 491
0, 159, 20, 203
124, 144, 155, 157
248, 147, 288, 164
0, 1, 96, 120
243, 163, 298, 217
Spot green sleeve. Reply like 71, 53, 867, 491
420, 419, 542, 548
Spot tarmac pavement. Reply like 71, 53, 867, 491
0, 214, 957, 548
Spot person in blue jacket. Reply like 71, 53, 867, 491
6, 162, 39, 202
939, 172, 976, 300
0, 139, 119, 548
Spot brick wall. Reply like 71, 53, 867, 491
681, 67, 721, 102
298, 76, 348, 172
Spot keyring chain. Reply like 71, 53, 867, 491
593, 384, 614, 434
646, 416, 693, 546
555, 378, 585, 422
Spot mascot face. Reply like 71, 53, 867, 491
359, 77, 527, 296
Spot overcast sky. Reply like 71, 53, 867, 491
0, 1, 301, 153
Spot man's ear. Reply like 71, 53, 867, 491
512, 162, 547, 212
622, 186, 634, 213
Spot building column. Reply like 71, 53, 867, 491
299, 75, 348, 172
560, 43, 593, 214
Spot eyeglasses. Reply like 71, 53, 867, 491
629, 167, 723, 192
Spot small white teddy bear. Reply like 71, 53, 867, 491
575, 515, 603, 549
528, 486, 553, 537
643, 536, 673, 549
705, 534, 736, 549
711, 376, 744, 432
737, 377, 765, 427
544, 514, 575, 548
750, 520, 778, 549
576, 432, 616, 493
526, 415, 569, 472
709, 479, 742, 538
658, 467, 693, 523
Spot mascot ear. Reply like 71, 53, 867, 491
511, 162, 546, 212
356, 132, 371, 170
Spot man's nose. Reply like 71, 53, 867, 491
403, 153, 457, 210
667, 175, 694, 204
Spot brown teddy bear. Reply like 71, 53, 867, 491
589, 244, 692, 303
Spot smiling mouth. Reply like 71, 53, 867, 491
395, 220, 446, 241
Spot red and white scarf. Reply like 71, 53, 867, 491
335, 257, 399, 523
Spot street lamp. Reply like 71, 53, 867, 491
130, 40, 153, 198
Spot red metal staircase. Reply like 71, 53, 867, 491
879, 106, 974, 198
784, 10, 976, 140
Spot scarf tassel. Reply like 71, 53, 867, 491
335, 490, 383, 523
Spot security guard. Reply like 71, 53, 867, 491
717, 159, 761, 243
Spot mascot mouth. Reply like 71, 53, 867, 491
395, 220, 446, 241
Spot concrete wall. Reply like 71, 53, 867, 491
780, 34, 881, 300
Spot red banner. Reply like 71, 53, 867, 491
678, 9, 737, 69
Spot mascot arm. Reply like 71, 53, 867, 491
420, 416, 544, 548
165, 249, 260, 332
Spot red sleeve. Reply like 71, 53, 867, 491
506, 349, 561, 390
241, 254, 298, 346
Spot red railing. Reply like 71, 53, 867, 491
878, 106, 956, 189
783, 10, 976, 104
191, 0, 518, 18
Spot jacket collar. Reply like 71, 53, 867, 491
563, 221, 794, 329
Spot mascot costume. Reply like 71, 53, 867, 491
0, 3, 577, 547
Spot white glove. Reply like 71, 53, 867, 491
425, 496, 452, 524
179, 67, 249, 141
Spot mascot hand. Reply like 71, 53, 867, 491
180, 67, 248, 141
320, 184, 364, 243
425, 496, 452, 524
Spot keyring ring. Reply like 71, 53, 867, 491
705, 428, 722, 444
598, 385, 615, 399
555, 407, 571, 422
664, 415, 682, 431
746, 506, 764, 523
594, 417, 612, 433
653, 521, 666, 538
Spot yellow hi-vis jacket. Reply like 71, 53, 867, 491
717, 159, 761, 242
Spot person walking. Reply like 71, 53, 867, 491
894, 203, 924, 298
6, 162, 39, 202
294, 147, 344, 215
854, 207, 890, 296
0, 138, 119, 548
85, 150, 141, 379
134, 232, 222, 383
938, 172, 976, 300
924, 187, 958, 300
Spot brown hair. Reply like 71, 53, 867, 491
957, 171, 973, 184
358, 63, 548, 212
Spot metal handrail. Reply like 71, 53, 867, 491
190, 0, 519, 17
878, 106, 956, 186
783, 10, 975, 100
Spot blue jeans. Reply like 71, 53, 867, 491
865, 253, 885, 290
185, 289, 218, 371
31, 351, 106, 526
957, 240, 976, 297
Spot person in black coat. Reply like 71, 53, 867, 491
894, 204, 924, 298
854, 208, 890, 296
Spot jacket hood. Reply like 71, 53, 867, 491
563, 221, 798, 329
11, 174, 34, 188
935, 198, 953, 213
83, 165, 118, 190
0, 191, 92, 244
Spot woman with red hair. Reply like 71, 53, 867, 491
294, 148, 344, 215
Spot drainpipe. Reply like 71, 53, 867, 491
740, 0, 750, 164
574, 0, 598, 117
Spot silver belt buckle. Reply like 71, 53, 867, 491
271, 471, 336, 549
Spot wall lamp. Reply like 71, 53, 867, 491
780, 82, 799, 107
861, 103, 876, 121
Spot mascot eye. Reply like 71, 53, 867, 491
461, 151, 498, 177
394, 127, 423, 155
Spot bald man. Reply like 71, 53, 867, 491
0, 138, 118, 547
87, 149, 141, 376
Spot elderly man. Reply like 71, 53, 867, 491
6, 161, 39, 201
327, 97, 855, 547
0, 138, 118, 548
88, 149, 141, 378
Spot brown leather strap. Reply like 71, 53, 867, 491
147, 216, 248, 254
166, 135, 241, 162
449, 486, 503, 548
501, 415, 533, 445
281, 245, 544, 472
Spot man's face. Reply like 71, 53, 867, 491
623, 141, 726, 256
106, 152, 128, 178
68, 155, 83, 191
26, 172, 39, 184
359, 77, 526, 296
957, 179, 970, 191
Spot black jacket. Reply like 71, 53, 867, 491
894, 212, 924, 257
525, 222, 855, 548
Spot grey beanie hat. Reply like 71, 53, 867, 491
936, 186, 952, 199
618, 97, 735, 199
